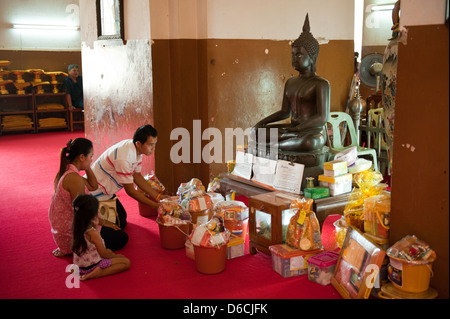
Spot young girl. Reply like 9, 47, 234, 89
72, 194, 130, 280
49, 138, 99, 257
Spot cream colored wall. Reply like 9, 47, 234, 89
150, 0, 354, 40
124, 0, 152, 40
401, 0, 447, 27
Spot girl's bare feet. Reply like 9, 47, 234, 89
80, 267, 102, 281
52, 248, 69, 257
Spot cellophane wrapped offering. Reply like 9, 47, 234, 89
188, 215, 231, 248
177, 178, 213, 212
363, 191, 391, 239
143, 173, 165, 194
344, 169, 387, 231
286, 198, 322, 251
177, 178, 205, 199
387, 235, 436, 263
333, 216, 347, 249
207, 176, 221, 192
213, 200, 248, 221
156, 201, 191, 226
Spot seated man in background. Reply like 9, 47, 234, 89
64, 64, 83, 109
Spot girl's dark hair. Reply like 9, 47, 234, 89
133, 124, 158, 145
71, 194, 99, 256
54, 138, 93, 190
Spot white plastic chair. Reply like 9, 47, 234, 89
326, 112, 378, 171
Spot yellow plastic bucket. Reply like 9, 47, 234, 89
388, 256, 434, 293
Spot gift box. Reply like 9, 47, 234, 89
307, 251, 339, 285
269, 244, 323, 278
226, 235, 245, 259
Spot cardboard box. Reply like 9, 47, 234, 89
269, 244, 323, 278
226, 235, 245, 259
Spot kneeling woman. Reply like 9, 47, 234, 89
48, 138, 128, 257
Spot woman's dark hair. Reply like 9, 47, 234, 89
71, 194, 99, 256
54, 138, 93, 190
133, 124, 158, 145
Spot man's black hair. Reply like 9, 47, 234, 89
133, 124, 158, 144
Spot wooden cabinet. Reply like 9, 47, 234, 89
0, 94, 35, 135
0, 92, 69, 135
248, 192, 295, 256
34, 93, 68, 132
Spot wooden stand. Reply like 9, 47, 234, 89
219, 173, 350, 226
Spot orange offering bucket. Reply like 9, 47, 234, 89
158, 222, 190, 250
193, 244, 227, 274
388, 256, 435, 293
224, 218, 248, 239
138, 201, 158, 217
137, 192, 158, 217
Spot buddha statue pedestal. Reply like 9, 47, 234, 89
247, 144, 332, 190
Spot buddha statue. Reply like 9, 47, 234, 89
252, 14, 330, 154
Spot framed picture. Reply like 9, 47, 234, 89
96, 0, 124, 40
331, 225, 386, 299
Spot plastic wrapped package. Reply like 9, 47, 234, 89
214, 200, 248, 221
285, 198, 322, 251
386, 235, 436, 293
177, 178, 213, 228
137, 174, 166, 217
181, 195, 213, 212
214, 200, 249, 238
343, 169, 387, 231
143, 173, 165, 193
363, 191, 391, 239
207, 176, 221, 192
333, 216, 347, 249
177, 178, 205, 198
156, 201, 191, 226
188, 215, 231, 248
207, 192, 225, 206
387, 235, 436, 263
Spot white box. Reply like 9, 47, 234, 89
324, 167, 348, 177
226, 236, 245, 259
319, 179, 352, 196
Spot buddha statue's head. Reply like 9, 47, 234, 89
293, 14, 319, 72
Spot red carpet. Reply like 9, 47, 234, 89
0, 131, 341, 299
